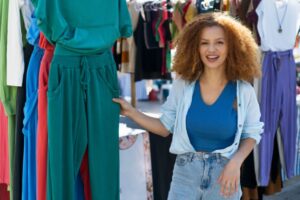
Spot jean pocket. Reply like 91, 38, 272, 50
218, 156, 230, 167
175, 155, 188, 166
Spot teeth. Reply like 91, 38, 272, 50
207, 56, 218, 59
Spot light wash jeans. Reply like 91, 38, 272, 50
168, 152, 242, 200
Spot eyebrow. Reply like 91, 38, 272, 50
200, 38, 225, 41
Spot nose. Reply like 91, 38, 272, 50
207, 43, 217, 52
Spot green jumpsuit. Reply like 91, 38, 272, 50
34, 0, 132, 199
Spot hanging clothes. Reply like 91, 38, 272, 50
258, 50, 297, 186
36, 33, 92, 200
13, 13, 38, 199
36, 33, 54, 200
47, 51, 120, 199
120, 0, 140, 73
196, 0, 221, 13
6, 0, 34, 86
26, 14, 40, 46
256, 0, 300, 52
34, 0, 132, 54
246, 0, 261, 45
256, 0, 300, 186
134, 14, 171, 81
0, 1, 18, 199
295, 102, 300, 176
0, 0, 18, 114
0, 184, 10, 200
0, 102, 9, 186
22, 42, 44, 200
13, 43, 34, 200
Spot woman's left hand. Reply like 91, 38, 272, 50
217, 159, 241, 198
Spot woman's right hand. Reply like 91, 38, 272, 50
112, 98, 135, 117
113, 98, 170, 137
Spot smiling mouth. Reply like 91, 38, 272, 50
206, 55, 219, 62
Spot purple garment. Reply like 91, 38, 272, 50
259, 50, 297, 186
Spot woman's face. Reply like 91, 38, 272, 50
198, 26, 228, 71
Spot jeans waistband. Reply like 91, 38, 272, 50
177, 152, 222, 162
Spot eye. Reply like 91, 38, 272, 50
200, 42, 208, 45
217, 41, 224, 45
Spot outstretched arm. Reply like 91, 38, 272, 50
113, 98, 170, 137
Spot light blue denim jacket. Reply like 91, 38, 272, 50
160, 79, 264, 158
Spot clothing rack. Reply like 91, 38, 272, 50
129, 0, 172, 108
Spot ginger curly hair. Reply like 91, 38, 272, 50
172, 12, 261, 82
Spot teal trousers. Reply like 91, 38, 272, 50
47, 51, 120, 200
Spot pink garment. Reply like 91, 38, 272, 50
0, 102, 9, 185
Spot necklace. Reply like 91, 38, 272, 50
274, 0, 288, 33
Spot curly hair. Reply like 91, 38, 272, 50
172, 12, 261, 82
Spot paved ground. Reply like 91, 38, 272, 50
264, 176, 300, 200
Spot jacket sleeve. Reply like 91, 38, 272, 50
160, 79, 184, 133
241, 85, 264, 144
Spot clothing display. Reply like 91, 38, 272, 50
196, 0, 221, 13
7, 112, 16, 200
295, 102, 300, 176
0, 184, 10, 200
256, 0, 300, 51
36, 33, 54, 200
47, 51, 120, 199
134, 14, 171, 81
0, 102, 9, 185
22, 45, 44, 200
34, 0, 132, 54
26, 14, 40, 46
6, 0, 33, 86
258, 50, 297, 185
13, 43, 34, 200
1, 3, 18, 199
0, 0, 18, 115
246, 0, 261, 45
120, 1, 140, 73
0, 0, 300, 199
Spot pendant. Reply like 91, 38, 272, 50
278, 26, 282, 33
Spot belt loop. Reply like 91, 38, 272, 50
191, 153, 195, 162
216, 153, 220, 163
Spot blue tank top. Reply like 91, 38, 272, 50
186, 81, 237, 152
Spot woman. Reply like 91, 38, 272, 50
113, 12, 264, 200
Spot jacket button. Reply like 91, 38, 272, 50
238, 104, 241, 107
